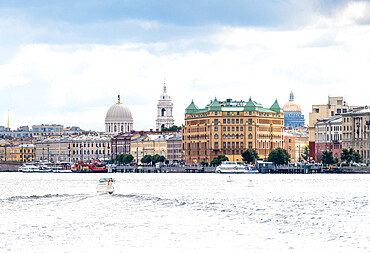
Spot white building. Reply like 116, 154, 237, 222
156, 81, 174, 130
105, 95, 133, 135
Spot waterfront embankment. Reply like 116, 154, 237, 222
0, 161, 21, 172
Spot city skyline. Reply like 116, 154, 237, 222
1, 1, 370, 131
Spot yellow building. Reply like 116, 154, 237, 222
0, 143, 35, 162
182, 98, 285, 165
283, 130, 309, 163
130, 134, 173, 164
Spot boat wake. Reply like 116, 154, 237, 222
3, 193, 87, 202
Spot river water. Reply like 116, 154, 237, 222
0, 173, 369, 252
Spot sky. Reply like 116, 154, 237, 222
1, 0, 370, 131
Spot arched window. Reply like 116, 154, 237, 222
248, 134, 252, 139
232, 134, 235, 139
223, 134, 226, 139
161, 108, 166, 117
228, 134, 230, 139
236, 134, 239, 139
215, 134, 219, 139
240, 134, 244, 139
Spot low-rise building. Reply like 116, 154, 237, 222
0, 126, 33, 138
342, 107, 370, 163
0, 143, 35, 162
314, 116, 342, 162
167, 134, 184, 164
130, 134, 179, 164
308, 96, 356, 160
283, 130, 309, 163
32, 124, 64, 138
35, 135, 111, 162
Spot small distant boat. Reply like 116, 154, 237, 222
96, 178, 114, 194
227, 176, 234, 182
215, 161, 259, 174
19, 164, 40, 173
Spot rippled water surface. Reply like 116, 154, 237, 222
0, 173, 369, 252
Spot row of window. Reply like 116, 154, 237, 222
215, 126, 254, 132
71, 143, 109, 148
214, 134, 254, 139
72, 150, 108, 155
215, 118, 254, 124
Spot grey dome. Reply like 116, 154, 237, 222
105, 102, 133, 123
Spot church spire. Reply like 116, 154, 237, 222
118, 94, 121, 104
163, 78, 167, 93
7, 109, 9, 129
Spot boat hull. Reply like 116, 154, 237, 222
72, 170, 107, 173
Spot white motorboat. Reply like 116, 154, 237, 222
20, 164, 40, 173
53, 167, 72, 173
215, 161, 259, 174
96, 178, 114, 194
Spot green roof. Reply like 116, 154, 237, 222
208, 97, 221, 111
269, 99, 283, 113
185, 97, 283, 117
185, 100, 199, 113
244, 97, 256, 111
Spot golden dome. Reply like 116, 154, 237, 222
283, 101, 302, 112
283, 91, 302, 112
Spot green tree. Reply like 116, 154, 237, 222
141, 155, 152, 164
268, 148, 290, 165
210, 155, 229, 166
199, 161, 208, 166
301, 145, 309, 161
123, 154, 134, 164
241, 149, 259, 164
152, 154, 166, 163
352, 152, 363, 163
162, 125, 181, 131
341, 148, 352, 164
321, 150, 335, 165
341, 148, 362, 164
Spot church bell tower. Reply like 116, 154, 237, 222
156, 80, 175, 130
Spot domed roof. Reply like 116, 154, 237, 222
105, 96, 133, 123
159, 81, 171, 100
283, 92, 302, 112
283, 101, 302, 112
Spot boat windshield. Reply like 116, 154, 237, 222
99, 178, 114, 183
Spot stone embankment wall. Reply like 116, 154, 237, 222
341, 166, 370, 174
0, 161, 22, 172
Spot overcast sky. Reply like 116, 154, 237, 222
1, 0, 370, 131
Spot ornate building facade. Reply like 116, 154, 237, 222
342, 107, 370, 163
156, 81, 174, 130
182, 97, 285, 165
314, 116, 342, 162
105, 95, 133, 135
283, 92, 305, 129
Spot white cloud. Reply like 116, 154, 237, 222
1, 2, 370, 131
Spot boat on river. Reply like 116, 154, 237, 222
96, 178, 114, 194
19, 163, 52, 173
72, 159, 107, 173
215, 161, 259, 174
